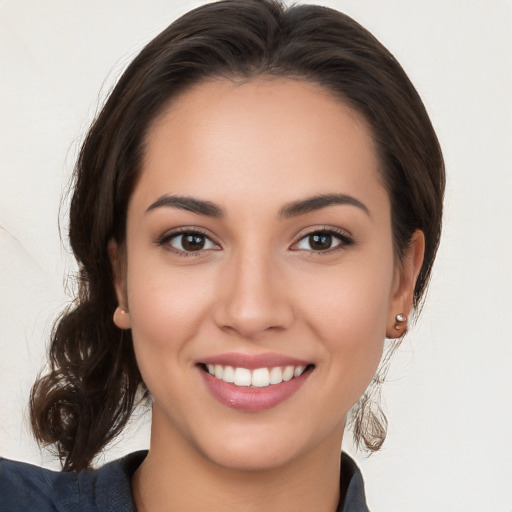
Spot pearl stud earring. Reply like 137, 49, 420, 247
394, 313, 407, 330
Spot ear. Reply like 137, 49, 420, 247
108, 239, 131, 330
386, 230, 425, 338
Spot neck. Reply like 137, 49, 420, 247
132, 411, 344, 512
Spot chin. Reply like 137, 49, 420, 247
193, 418, 336, 474
203, 439, 303, 473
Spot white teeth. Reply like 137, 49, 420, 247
205, 363, 310, 387
222, 365, 235, 383
282, 366, 294, 381
233, 367, 252, 386
294, 366, 305, 377
251, 368, 270, 387
269, 367, 283, 384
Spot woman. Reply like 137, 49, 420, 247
0, 0, 444, 510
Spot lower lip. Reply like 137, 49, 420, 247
200, 368, 312, 412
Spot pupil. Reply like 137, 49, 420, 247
182, 234, 205, 251
310, 233, 331, 250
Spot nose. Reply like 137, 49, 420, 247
213, 247, 295, 340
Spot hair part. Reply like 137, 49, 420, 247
30, 0, 444, 470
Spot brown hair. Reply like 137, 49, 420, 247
30, 0, 444, 471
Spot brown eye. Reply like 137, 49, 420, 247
308, 233, 333, 251
294, 230, 352, 252
164, 231, 218, 253
182, 234, 206, 251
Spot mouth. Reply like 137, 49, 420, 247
196, 355, 315, 411
198, 363, 315, 388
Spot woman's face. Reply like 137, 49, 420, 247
113, 78, 420, 471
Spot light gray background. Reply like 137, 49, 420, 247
1, 1, 511, 511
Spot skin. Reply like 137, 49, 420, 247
111, 77, 424, 511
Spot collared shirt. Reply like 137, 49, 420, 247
0, 451, 369, 511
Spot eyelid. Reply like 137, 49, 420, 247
155, 225, 353, 256
155, 226, 221, 255
290, 226, 354, 252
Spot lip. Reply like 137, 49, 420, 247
197, 353, 314, 412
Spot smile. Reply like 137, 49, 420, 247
197, 354, 314, 411
204, 364, 307, 388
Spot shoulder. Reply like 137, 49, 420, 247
0, 457, 78, 511
338, 452, 370, 512
0, 451, 147, 512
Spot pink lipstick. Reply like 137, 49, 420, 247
197, 353, 314, 412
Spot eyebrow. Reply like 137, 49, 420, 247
145, 192, 369, 219
145, 195, 225, 217
279, 193, 370, 218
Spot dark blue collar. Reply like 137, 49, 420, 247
0, 450, 369, 511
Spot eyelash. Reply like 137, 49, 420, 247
156, 226, 354, 256
291, 227, 354, 254
156, 227, 219, 257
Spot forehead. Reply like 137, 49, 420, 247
133, 77, 386, 214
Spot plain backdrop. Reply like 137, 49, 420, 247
1, 1, 511, 511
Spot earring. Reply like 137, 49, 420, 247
113, 306, 131, 329
394, 313, 406, 330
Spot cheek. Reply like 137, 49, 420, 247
125, 259, 215, 360
300, 259, 392, 339
296, 256, 394, 395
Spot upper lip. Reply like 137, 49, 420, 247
198, 352, 312, 370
